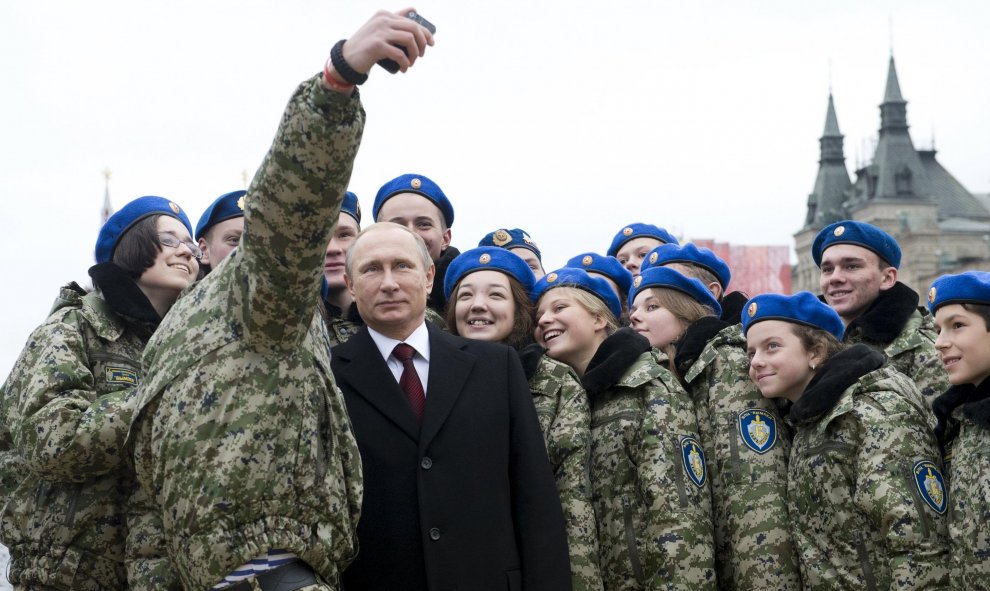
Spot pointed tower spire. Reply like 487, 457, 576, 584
101, 168, 114, 224
880, 56, 908, 133
883, 56, 904, 103
823, 93, 841, 137
805, 92, 852, 228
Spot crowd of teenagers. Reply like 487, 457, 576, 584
2, 8, 989, 591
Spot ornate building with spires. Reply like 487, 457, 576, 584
793, 57, 990, 296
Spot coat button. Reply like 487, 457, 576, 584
429, 527, 441, 541
421, 457, 433, 470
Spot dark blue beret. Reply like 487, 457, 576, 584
96, 196, 193, 263
628, 267, 723, 317
373, 173, 454, 228
342, 191, 362, 224
607, 223, 679, 258
195, 190, 246, 240
478, 228, 542, 260
565, 252, 633, 297
532, 267, 623, 320
443, 247, 536, 300
812, 220, 901, 269
741, 291, 845, 340
641, 243, 732, 289
927, 271, 990, 313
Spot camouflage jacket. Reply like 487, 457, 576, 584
786, 345, 949, 590
932, 381, 990, 589
674, 320, 800, 591
843, 282, 949, 410
520, 345, 603, 591
1, 280, 154, 590
582, 329, 716, 590
128, 75, 365, 590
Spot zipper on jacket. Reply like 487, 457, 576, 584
591, 410, 639, 429
622, 495, 645, 584
855, 533, 878, 591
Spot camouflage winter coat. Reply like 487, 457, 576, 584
128, 75, 365, 590
786, 345, 949, 590
582, 329, 716, 590
674, 320, 800, 591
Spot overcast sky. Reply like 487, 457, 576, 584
1, 0, 988, 377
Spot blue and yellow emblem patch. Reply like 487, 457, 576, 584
738, 409, 778, 455
680, 436, 706, 488
105, 366, 138, 385
913, 460, 947, 514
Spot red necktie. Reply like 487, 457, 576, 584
392, 343, 426, 421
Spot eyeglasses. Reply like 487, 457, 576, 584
158, 233, 203, 260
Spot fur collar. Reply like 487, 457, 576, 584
720, 291, 749, 325
582, 328, 651, 396
789, 344, 885, 423
844, 281, 919, 345
675, 316, 731, 375
88, 262, 162, 331
517, 343, 547, 382
933, 383, 972, 442
427, 245, 461, 315
323, 299, 365, 325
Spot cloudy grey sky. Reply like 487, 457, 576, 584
1, 0, 988, 378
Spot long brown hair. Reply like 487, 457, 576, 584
446, 273, 536, 349
647, 287, 718, 376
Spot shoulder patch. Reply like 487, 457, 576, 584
738, 408, 778, 454
913, 460, 947, 515
681, 436, 707, 488
105, 366, 138, 385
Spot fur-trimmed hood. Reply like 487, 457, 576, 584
843, 281, 919, 345
581, 328, 651, 396
88, 262, 162, 337
934, 379, 990, 441
789, 344, 886, 424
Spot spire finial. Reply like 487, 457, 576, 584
100, 167, 114, 224
242, 169, 249, 188
889, 14, 894, 56
828, 57, 833, 94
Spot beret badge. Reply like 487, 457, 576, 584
546, 272, 558, 283
493, 229, 511, 246
748, 302, 758, 317
928, 287, 937, 304
410, 178, 422, 189
169, 202, 181, 214
649, 252, 659, 264
623, 227, 634, 236
833, 225, 845, 237
633, 275, 643, 288
479, 253, 492, 264
237, 196, 246, 210
582, 255, 593, 266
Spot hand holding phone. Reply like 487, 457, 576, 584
377, 11, 436, 73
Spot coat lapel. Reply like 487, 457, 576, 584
420, 325, 476, 450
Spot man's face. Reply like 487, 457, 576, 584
324, 213, 360, 290
346, 225, 435, 340
818, 243, 896, 324
508, 247, 545, 280
198, 217, 244, 267
376, 193, 450, 260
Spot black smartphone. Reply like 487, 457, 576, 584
377, 11, 436, 74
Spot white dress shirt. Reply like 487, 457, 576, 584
367, 322, 431, 395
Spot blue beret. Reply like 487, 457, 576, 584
927, 271, 990, 313
532, 267, 623, 320
628, 267, 723, 317
96, 196, 193, 264
812, 220, 901, 269
641, 243, 732, 289
373, 173, 454, 228
565, 252, 633, 297
195, 190, 246, 240
741, 291, 845, 340
478, 228, 542, 260
342, 191, 362, 224
443, 247, 536, 300
607, 223, 679, 258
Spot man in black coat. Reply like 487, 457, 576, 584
331, 222, 571, 591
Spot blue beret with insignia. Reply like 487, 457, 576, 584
443, 247, 536, 300
565, 252, 633, 297
195, 190, 246, 240
478, 228, 542, 260
640, 242, 732, 289
812, 220, 901, 269
532, 267, 623, 320
373, 173, 454, 228
96, 196, 193, 264
607, 222, 679, 258
741, 291, 844, 340
628, 267, 723, 317
927, 271, 990, 313
342, 191, 362, 224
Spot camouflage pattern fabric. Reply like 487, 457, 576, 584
591, 350, 716, 590
942, 403, 990, 589
679, 324, 801, 590
128, 75, 365, 590
1, 285, 146, 590
528, 353, 603, 591
787, 366, 949, 589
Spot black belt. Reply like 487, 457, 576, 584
226, 559, 318, 591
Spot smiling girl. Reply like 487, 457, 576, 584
743, 291, 949, 589
532, 267, 715, 590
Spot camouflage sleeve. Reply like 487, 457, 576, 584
900, 347, 950, 413
855, 391, 950, 589
546, 370, 603, 591
10, 314, 137, 482
238, 75, 365, 351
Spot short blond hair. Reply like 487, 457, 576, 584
542, 286, 620, 334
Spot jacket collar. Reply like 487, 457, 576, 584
674, 316, 732, 376
87, 262, 161, 338
581, 328, 652, 396
789, 344, 885, 424
517, 343, 547, 382
844, 281, 919, 345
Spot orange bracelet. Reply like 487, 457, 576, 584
323, 58, 355, 93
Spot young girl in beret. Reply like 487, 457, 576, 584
743, 292, 949, 589
533, 267, 715, 590
0, 196, 199, 589
628, 267, 800, 590
443, 247, 601, 591
928, 270, 990, 587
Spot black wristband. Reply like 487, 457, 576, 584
330, 39, 368, 86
